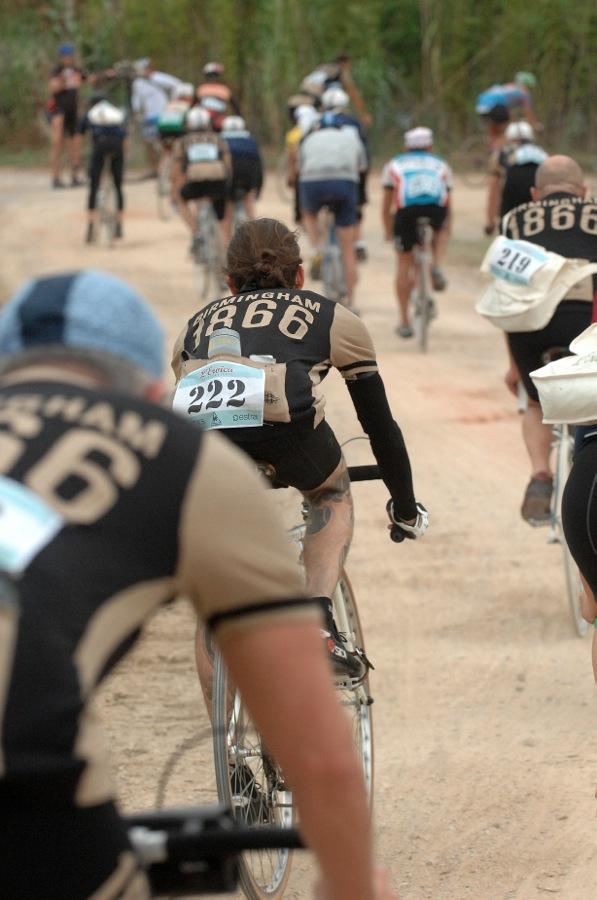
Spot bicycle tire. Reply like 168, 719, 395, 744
332, 571, 374, 798
97, 175, 118, 247
212, 652, 294, 899
275, 149, 292, 204
156, 152, 173, 220
412, 256, 430, 353
193, 204, 224, 302
554, 425, 588, 637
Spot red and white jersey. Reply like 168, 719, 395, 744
382, 150, 452, 210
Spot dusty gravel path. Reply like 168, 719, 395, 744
1, 166, 596, 899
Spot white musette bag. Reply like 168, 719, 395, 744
530, 323, 597, 424
476, 236, 597, 332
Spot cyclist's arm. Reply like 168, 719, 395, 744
341, 69, 371, 127
381, 164, 395, 240
177, 432, 379, 899
486, 153, 502, 232
330, 306, 418, 520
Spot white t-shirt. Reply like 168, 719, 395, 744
299, 127, 367, 183
132, 71, 183, 119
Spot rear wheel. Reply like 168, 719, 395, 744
97, 171, 118, 247
212, 652, 294, 899
554, 425, 588, 637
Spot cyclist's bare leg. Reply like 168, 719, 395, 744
217, 207, 230, 249
50, 114, 64, 180
178, 197, 197, 233
336, 224, 357, 306
431, 222, 449, 269
522, 399, 552, 476
396, 249, 415, 327
302, 458, 354, 600
302, 209, 323, 252
195, 620, 216, 720
243, 189, 257, 219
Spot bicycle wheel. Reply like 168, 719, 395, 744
554, 425, 588, 637
212, 652, 294, 899
97, 176, 118, 247
156, 151, 173, 220
412, 254, 430, 353
193, 204, 224, 302
275, 149, 292, 204
451, 134, 488, 188
332, 571, 374, 798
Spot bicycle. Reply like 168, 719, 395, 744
126, 804, 304, 896
321, 206, 347, 305
192, 201, 225, 302
520, 350, 588, 637
410, 217, 435, 353
96, 157, 119, 246
156, 144, 175, 220
211, 463, 384, 898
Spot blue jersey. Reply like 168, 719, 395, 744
382, 150, 452, 209
221, 131, 261, 160
476, 83, 529, 115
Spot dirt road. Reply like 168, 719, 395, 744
1, 167, 596, 899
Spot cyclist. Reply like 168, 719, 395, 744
172, 106, 231, 254
132, 58, 183, 177
0, 269, 398, 900
79, 93, 127, 244
476, 71, 538, 129
284, 101, 319, 224
172, 217, 428, 677
157, 81, 195, 141
298, 109, 367, 307
196, 61, 241, 131
320, 86, 370, 261
382, 127, 452, 338
47, 42, 86, 188
501, 155, 596, 523
220, 115, 263, 225
300, 53, 372, 126
485, 121, 547, 236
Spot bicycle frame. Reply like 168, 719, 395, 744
411, 218, 433, 352
321, 207, 347, 304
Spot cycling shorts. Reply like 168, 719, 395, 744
52, 101, 78, 137
229, 156, 263, 200
226, 419, 342, 492
393, 204, 447, 252
358, 170, 369, 207
180, 179, 227, 221
562, 437, 597, 598
299, 179, 358, 227
1, 798, 149, 899
507, 301, 591, 403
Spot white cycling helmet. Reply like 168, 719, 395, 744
505, 120, 534, 142
186, 106, 211, 131
174, 82, 194, 100
321, 87, 349, 110
404, 126, 433, 149
222, 115, 246, 131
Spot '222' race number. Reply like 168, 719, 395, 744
188, 378, 246, 414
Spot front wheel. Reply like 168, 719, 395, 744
332, 571, 374, 798
212, 652, 294, 899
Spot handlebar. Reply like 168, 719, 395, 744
125, 805, 304, 896
346, 464, 381, 482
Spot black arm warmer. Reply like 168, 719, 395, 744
346, 373, 417, 520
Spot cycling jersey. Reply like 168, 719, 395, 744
196, 81, 240, 115
300, 63, 346, 99
174, 132, 230, 182
51, 64, 85, 110
320, 111, 370, 162
475, 82, 530, 115
490, 142, 547, 218
382, 150, 452, 210
80, 102, 127, 142
132, 72, 182, 122
157, 99, 190, 137
221, 129, 261, 160
299, 127, 367, 184
0, 369, 310, 896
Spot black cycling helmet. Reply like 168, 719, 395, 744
487, 103, 510, 124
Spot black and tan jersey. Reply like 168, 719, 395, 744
172, 287, 379, 439
174, 131, 230, 182
504, 192, 597, 304
0, 369, 310, 810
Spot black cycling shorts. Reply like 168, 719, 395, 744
180, 179, 227, 221
229, 156, 263, 200
393, 204, 447, 252
52, 101, 78, 137
562, 437, 597, 598
507, 301, 592, 402
1, 798, 149, 899
225, 420, 342, 492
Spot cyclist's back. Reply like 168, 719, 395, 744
492, 122, 547, 220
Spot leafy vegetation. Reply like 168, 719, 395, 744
1, 0, 596, 159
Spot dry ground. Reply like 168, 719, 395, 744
1, 164, 597, 899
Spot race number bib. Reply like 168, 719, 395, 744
0, 476, 63, 575
405, 173, 440, 202
187, 142, 218, 163
489, 238, 549, 285
173, 361, 265, 430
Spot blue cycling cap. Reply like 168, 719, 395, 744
0, 270, 164, 379
58, 43, 74, 56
